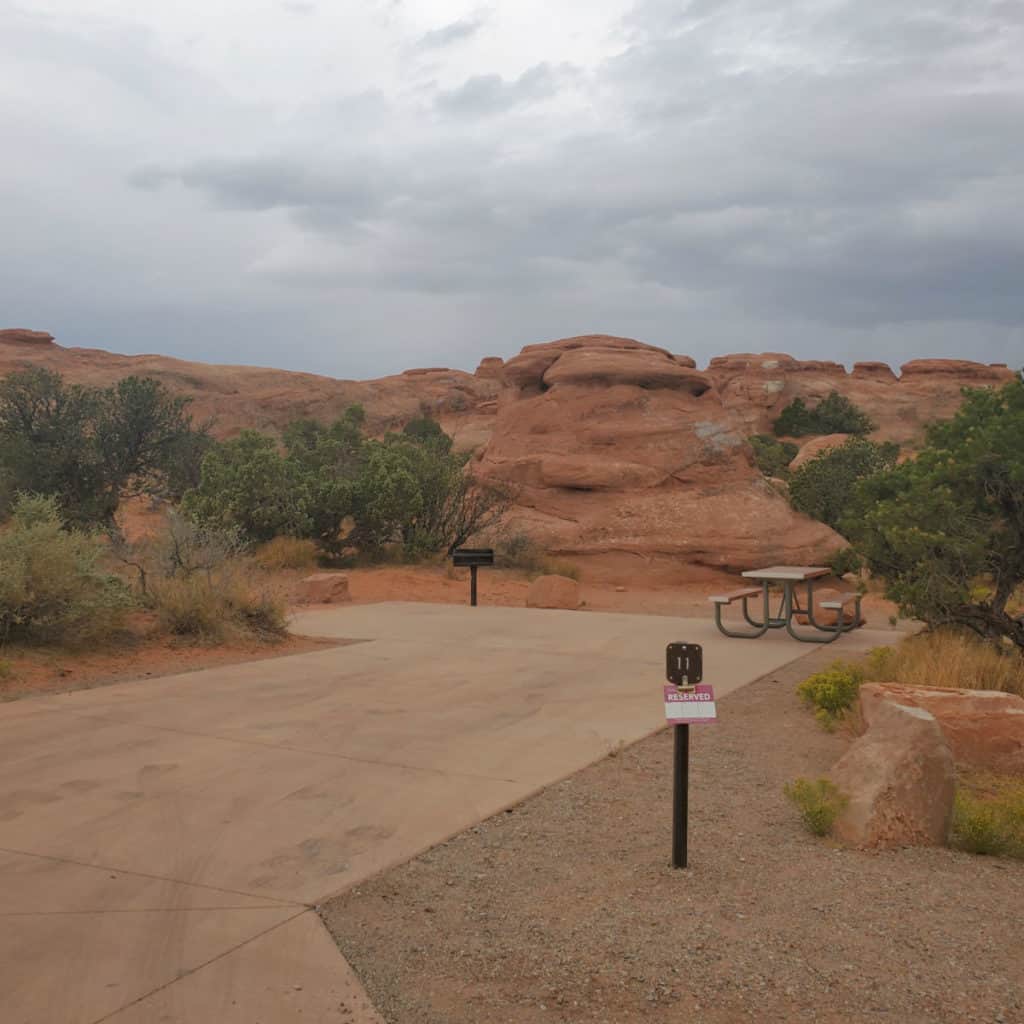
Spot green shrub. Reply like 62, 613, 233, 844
749, 435, 798, 478
0, 494, 132, 647
789, 438, 899, 530
952, 780, 1024, 858
253, 536, 319, 571
784, 777, 848, 836
0, 368, 207, 528
847, 377, 1024, 656
827, 547, 863, 577
797, 660, 865, 729
773, 391, 876, 437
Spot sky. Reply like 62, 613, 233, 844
1, 0, 1022, 379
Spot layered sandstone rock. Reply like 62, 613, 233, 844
860, 683, 1024, 776
0, 328, 55, 346
706, 352, 1015, 446
830, 700, 955, 849
478, 336, 844, 580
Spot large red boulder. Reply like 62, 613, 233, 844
830, 700, 954, 849
859, 683, 1024, 775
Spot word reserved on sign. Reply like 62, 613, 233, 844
663, 684, 717, 724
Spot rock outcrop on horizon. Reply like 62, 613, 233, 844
1, 327, 1015, 581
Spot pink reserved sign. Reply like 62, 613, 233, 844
663, 684, 717, 724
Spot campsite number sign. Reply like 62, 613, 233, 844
664, 642, 715, 869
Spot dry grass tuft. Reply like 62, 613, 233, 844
864, 629, 1024, 697
252, 536, 319, 572
150, 568, 288, 644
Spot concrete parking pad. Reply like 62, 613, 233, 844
2, 603, 876, 1022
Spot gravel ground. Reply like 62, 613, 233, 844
323, 650, 1024, 1024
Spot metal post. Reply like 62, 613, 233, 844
672, 723, 689, 868
470, 564, 478, 607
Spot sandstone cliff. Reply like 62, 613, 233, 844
1, 328, 1014, 582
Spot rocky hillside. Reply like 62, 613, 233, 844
1, 328, 1014, 581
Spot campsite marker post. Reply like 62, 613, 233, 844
664, 642, 715, 868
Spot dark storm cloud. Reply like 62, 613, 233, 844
417, 16, 485, 50
133, 0, 1024, 347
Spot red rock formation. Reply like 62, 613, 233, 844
706, 352, 1015, 445
0, 329, 55, 346
478, 336, 843, 580
2, 328, 1013, 583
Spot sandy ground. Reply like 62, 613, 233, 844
323, 646, 1024, 1024
0, 632, 341, 701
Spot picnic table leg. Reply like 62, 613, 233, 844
713, 583, 770, 639
784, 580, 843, 643
803, 579, 863, 635
741, 581, 771, 629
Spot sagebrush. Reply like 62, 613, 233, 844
785, 777, 848, 836
0, 494, 131, 646
797, 661, 865, 729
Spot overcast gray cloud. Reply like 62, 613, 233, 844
0, 0, 1022, 378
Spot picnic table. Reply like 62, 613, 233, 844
709, 565, 862, 643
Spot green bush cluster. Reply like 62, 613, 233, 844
182, 406, 510, 560
748, 435, 798, 478
796, 660, 865, 729
0, 495, 131, 647
952, 782, 1024, 859
773, 391, 876, 438
0, 368, 211, 528
847, 376, 1024, 656
789, 437, 899, 531
826, 547, 864, 576
784, 777, 848, 836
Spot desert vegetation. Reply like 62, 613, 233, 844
788, 438, 899, 531
784, 777, 848, 836
182, 407, 510, 560
773, 390, 876, 437
748, 434, 798, 478
0, 369, 512, 663
846, 376, 1024, 654
0, 368, 212, 527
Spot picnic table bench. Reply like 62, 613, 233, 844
710, 565, 862, 643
